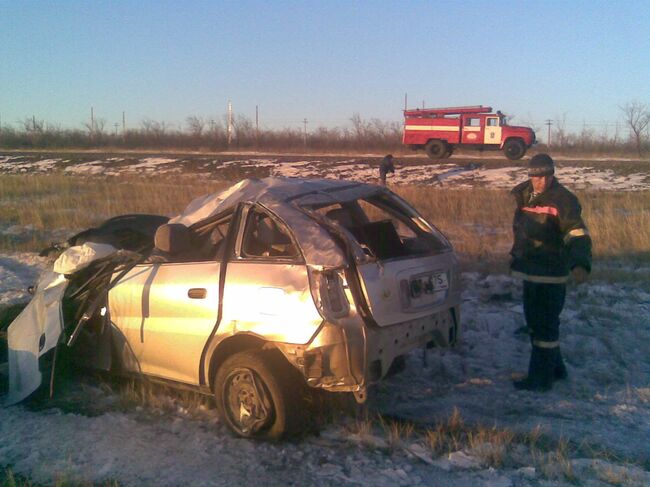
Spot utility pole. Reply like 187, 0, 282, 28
227, 100, 233, 147
33, 115, 36, 131
302, 118, 308, 148
89, 107, 95, 144
404, 93, 408, 110
114, 123, 119, 136
545, 119, 553, 147
255, 105, 259, 148
122, 111, 126, 135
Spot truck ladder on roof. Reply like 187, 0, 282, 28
403, 105, 493, 117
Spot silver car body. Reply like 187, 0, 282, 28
107, 177, 460, 399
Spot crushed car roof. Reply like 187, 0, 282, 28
169, 177, 387, 269
169, 177, 383, 227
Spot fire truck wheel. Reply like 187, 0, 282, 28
425, 140, 448, 159
504, 139, 526, 160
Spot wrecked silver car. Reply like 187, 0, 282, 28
6, 177, 461, 438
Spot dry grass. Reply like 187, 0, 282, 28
379, 416, 415, 450
467, 426, 516, 468
0, 175, 648, 279
354, 408, 582, 478
2, 468, 120, 487
116, 378, 213, 417
0, 175, 228, 250
422, 408, 517, 467
531, 437, 576, 482
597, 464, 647, 486
398, 186, 650, 258
396, 186, 650, 277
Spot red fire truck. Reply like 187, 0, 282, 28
402, 106, 536, 160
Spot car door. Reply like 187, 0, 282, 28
484, 116, 502, 144
108, 217, 232, 385
461, 115, 483, 144
218, 205, 322, 345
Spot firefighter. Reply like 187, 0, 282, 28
510, 153, 592, 391
379, 154, 396, 185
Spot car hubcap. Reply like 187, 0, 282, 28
225, 367, 271, 435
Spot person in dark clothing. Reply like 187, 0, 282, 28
379, 154, 396, 185
510, 153, 592, 391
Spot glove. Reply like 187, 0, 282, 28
571, 266, 589, 284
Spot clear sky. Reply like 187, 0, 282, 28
1, 0, 648, 135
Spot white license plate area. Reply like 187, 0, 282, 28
401, 270, 449, 309
409, 271, 448, 297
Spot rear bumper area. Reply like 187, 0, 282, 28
364, 306, 460, 383
276, 305, 460, 393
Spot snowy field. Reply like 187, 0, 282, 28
1, 252, 649, 487
0, 153, 648, 191
1, 153, 649, 485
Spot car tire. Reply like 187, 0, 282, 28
503, 139, 526, 160
214, 349, 305, 439
425, 139, 448, 159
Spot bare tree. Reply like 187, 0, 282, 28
141, 119, 167, 136
186, 116, 206, 137
620, 101, 650, 157
554, 113, 569, 149
83, 118, 106, 135
20, 116, 44, 132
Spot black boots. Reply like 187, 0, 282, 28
554, 347, 568, 381
514, 346, 554, 391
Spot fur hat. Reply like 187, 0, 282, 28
528, 153, 554, 177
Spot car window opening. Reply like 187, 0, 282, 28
241, 209, 299, 259
147, 215, 233, 263
308, 196, 449, 260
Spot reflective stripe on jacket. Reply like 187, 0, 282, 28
510, 178, 592, 281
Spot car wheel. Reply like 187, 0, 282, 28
214, 349, 304, 439
503, 139, 526, 160
425, 139, 448, 159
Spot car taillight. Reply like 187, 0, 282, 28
324, 272, 345, 313
320, 270, 350, 319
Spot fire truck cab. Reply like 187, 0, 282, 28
403, 106, 536, 160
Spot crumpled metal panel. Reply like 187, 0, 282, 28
262, 200, 347, 269
167, 177, 382, 269
53, 242, 117, 274
218, 261, 323, 345
5, 271, 68, 405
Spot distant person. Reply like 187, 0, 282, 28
379, 154, 396, 185
510, 153, 592, 391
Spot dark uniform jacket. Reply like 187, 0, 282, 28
510, 178, 592, 282
379, 157, 395, 177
